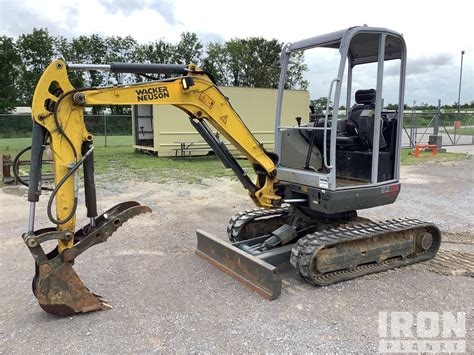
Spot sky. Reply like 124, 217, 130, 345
1, 0, 473, 105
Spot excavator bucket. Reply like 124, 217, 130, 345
34, 259, 112, 315
28, 201, 151, 316
195, 230, 282, 300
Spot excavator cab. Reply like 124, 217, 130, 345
275, 26, 406, 214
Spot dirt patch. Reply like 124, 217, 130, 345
412, 250, 474, 277
443, 231, 474, 244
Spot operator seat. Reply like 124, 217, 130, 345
311, 89, 385, 151
327, 89, 375, 149
336, 89, 386, 150
344, 89, 376, 136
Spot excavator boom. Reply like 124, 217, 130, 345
25, 59, 281, 315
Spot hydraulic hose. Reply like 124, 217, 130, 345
12, 145, 54, 191
12, 145, 31, 188
45, 87, 95, 224
46, 146, 94, 225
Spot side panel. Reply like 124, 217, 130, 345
281, 182, 401, 214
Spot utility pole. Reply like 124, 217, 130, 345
457, 50, 465, 117
454, 50, 465, 144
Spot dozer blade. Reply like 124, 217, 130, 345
195, 229, 282, 300
29, 201, 151, 316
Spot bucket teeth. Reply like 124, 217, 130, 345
29, 201, 151, 316
35, 262, 112, 316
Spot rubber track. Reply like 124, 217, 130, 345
290, 218, 441, 286
226, 205, 290, 242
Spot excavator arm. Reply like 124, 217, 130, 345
24, 59, 281, 315
32, 59, 279, 211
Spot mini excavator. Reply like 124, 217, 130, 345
20, 26, 440, 315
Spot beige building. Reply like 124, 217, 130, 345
132, 86, 309, 156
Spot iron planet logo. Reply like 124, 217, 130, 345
378, 311, 466, 353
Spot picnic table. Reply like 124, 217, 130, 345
174, 140, 212, 158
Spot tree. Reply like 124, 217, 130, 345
76, 34, 108, 102
173, 32, 203, 65
285, 51, 309, 90
70, 35, 108, 113
54, 35, 86, 88
202, 37, 308, 90
132, 39, 174, 83
244, 37, 282, 88
104, 36, 138, 114
0, 36, 22, 112
201, 42, 230, 85
225, 37, 281, 88
16, 28, 55, 105
105, 35, 138, 86
9, 29, 310, 112
386, 103, 399, 110
133, 39, 174, 64
310, 97, 332, 115
224, 39, 244, 86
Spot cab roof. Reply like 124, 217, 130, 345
287, 26, 405, 66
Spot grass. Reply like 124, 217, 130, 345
400, 148, 468, 165
1, 139, 469, 185
93, 147, 253, 183
0, 135, 132, 152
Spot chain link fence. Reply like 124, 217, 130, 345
1, 107, 473, 153
0, 113, 133, 152
401, 104, 474, 148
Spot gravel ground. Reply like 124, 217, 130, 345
0, 158, 473, 353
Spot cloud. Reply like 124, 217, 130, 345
407, 53, 454, 75
97, 0, 178, 25
0, 1, 78, 38
197, 32, 226, 45
384, 53, 455, 77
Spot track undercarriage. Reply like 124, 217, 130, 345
196, 207, 441, 299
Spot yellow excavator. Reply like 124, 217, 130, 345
20, 26, 440, 315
